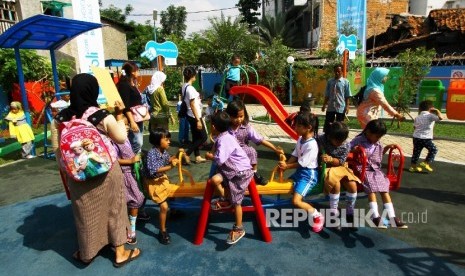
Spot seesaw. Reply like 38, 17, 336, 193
59, 144, 404, 244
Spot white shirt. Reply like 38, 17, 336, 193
291, 137, 319, 169
413, 111, 440, 139
183, 84, 202, 119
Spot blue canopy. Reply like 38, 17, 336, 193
0, 14, 103, 50
0, 14, 104, 125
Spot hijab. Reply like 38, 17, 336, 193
56, 73, 101, 122
146, 71, 167, 94
364, 67, 390, 99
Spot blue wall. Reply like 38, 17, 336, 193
201, 73, 223, 98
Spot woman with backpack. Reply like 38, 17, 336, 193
51, 73, 141, 267
356, 67, 405, 128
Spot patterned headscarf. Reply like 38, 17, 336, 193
146, 71, 167, 94
364, 67, 390, 99
56, 73, 100, 121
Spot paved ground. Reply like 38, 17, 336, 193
0, 104, 464, 275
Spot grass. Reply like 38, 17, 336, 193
252, 115, 465, 141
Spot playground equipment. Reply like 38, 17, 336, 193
218, 65, 259, 102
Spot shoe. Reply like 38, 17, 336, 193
419, 162, 433, 172
254, 172, 269, 186
211, 198, 232, 211
389, 217, 408, 229
158, 231, 171, 245
371, 216, 387, 229
113, 248, 141, 268
409, 166, 422, 173
195, 156, 207, 163
127, 235, 137, 245
137, 211, 151, 222
311, 214, 325, 233
24, 155, 34, 159
226, 225, 245, 244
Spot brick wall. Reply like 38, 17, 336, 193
319, 0, 409, 50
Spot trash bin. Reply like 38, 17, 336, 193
446, 80, 465, 120
418, 79, 445, 110
302, 93, 315, 110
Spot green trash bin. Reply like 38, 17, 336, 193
418, 79, 445, 110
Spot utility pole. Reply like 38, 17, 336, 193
309, 0, 314, 55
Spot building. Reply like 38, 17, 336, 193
409, 0, 465, 16
263, 0, 409, 52
0, 0, 130, 73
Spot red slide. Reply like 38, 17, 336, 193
230, 85, 298, 140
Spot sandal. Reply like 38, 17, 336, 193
72, 251, 95, 266
211, 198, 232, 211
113, 248, 141, 268
226, 226, 245, 245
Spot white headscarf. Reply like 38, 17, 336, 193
146, 71, 167, 94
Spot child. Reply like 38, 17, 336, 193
285, 105, 311, 130
50, 93, 71, 113
5, 101, 35, 159
409, 100, 443, 173
224, 54, 242, 101
205, 111, 254, 244
143, 127, 179, 245
278, 111, 325, 233
317, 121, 360, 223
113, 113, 145, 244
349, 119, 407, 229
226, 99, 284, 185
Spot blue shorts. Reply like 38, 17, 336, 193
290, 167, 319, 197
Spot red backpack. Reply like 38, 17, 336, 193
58, 113, 115, 182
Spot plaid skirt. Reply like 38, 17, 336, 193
363, 169, 390, 193
224, 169, 254, 205
242, 145, 257, 165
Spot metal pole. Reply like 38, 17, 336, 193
289, 64, 293, 106
310, 0, 314, 55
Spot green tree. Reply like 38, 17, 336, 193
100, 4, 133, 23
237, 0, 262, 28
258, 13, 300, 48
199, 14, 258, 71
396, 47, 436, 120
126, 22, 154, 68
253, 38, 293, 98
160, 5, 187, 39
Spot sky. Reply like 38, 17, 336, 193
100, 0, 242, 35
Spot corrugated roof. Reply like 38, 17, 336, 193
0, 14, 104, 50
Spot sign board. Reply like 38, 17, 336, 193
91, 66, 122, 107
141, 41, 178, 65
337, 34, 358, 58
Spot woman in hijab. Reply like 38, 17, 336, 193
52, 73, 141, 267
356, 67, 405, 128
145, 71, 173, 131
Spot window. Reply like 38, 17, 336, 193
0, 0, 17, 23
41, 1, 71, 17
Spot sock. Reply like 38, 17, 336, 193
345, 192, 357, 215
384, 202, 396, 218
253, 169, 257, 173
329, 193, 340, 210
129, 215, 137, 236
369, 201, 380, 218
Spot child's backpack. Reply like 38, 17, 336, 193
58, 111, 115, 182
352, 85, 367, 107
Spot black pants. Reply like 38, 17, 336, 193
411, 138, 438, 164
323, 111, 345, 133
186, 116, 208, 157
225, 79, 239, 101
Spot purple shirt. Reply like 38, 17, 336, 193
215, 131, 252, 171
229, 124, 263, 146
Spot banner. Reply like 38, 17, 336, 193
72, 0, 105, 74
337, 0, 367, 93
